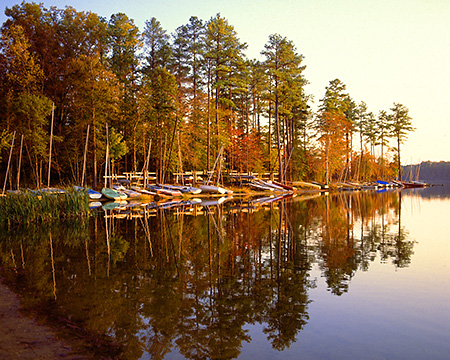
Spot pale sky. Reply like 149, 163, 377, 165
2, 0, 449, 164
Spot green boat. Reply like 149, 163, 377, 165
101, 187, 127, 201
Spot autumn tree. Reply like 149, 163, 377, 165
317, 79, 351, 184
4, 5, 422, 186
0, 22, 54, 187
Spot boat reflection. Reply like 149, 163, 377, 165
0, 189, 416, 359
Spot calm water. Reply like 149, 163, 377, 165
1, 185, 449, 359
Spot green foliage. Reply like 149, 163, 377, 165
142, 17, 171, 71
262, 34, 307, 181
389, 103, 414, 180
109, 127, 129, 162
389, 103, 414, 143
13, 92, 52, 159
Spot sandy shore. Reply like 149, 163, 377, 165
0, 279, 88, 360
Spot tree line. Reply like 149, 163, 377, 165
0, 2, 415, 188
402, 161, 450, 182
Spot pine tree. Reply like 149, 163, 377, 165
389, 103, 414, 180
262, 34, 306, 182
107, 13, 141, 171
204, 14, 247, 158
377, 110, 392, 178
171, 17, 206, 171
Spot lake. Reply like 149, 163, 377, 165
1, 185, 449, 359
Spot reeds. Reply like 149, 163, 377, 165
0, 188, 89, 226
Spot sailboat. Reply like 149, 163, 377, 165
101, 124, 127, 201
199, 146, 233, 195
74, 125, 102, 200
45, 103, 65, 194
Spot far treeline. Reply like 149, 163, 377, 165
0, 2, 415, 189
402, 161, 450, 182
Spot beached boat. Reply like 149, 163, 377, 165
26, 187, 65, 196
121, 188, 141, 198
73, 186, 102, 200
271, 181, 297, 191
158, 183, 202, 195
39, 187, 65, 194
311, 181, 329, 189
112, 184, 141, 198
248, 182, 274, 191
248, 179, 287, 192
147, 184, 183, 197
255, 179, 287, 191
130, 186, 157, 196
376, 180, 390, 187
400, 181, 427, 188
6, 190, 22, 195
291, 181, 322, 190
198, 184, 227, 194
101, 187, 127, 201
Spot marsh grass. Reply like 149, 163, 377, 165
0, 188, 89, 226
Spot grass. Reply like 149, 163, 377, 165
0, 188, 90, 226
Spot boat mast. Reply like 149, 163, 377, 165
104, 123, 110, 188
2, 131, 16, 195
16, 134, 23, 190
81, 125, 90, 187
47, 102, 54, 188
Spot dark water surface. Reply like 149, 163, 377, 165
1, 186, 449, 359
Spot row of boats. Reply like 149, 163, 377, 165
83, 177, 298, 202
7, 177, 428, 201
78, 182, 235, 201
335, 180, 430, 191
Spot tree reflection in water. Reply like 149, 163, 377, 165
0, 190, 415, 359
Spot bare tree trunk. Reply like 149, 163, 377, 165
275, 80, 283, 183
207, 63, 211, 171
397, 136, 401, 180
47, 103, 54, 188
268, 100, 272, 174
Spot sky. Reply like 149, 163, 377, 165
1, 0, 449, 164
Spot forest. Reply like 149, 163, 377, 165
0, 2, 415, 189
402, 161, 450, 182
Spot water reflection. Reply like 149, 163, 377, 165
0, 189, 418, 359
